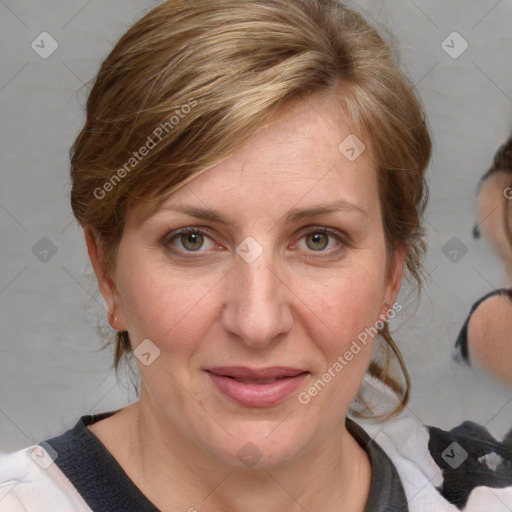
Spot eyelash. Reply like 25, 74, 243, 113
163, 226, 348, 258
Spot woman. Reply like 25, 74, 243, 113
1, 1, 511, 511
455, 136, 512, 384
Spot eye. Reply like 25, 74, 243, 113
164, 227, 217, 253
162, 225, 347, 258
294, 227, 346, 254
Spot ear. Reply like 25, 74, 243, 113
383, 243, 407, 308
84, 226, 126, 331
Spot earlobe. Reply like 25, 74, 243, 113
83, 227, 125, 331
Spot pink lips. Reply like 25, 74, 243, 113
205, 366, 309, 407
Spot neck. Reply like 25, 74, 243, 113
116, 394, 372, 512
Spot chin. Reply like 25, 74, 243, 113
202, 420, 314, 469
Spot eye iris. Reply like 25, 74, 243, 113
306, 232, 329, 251
182, 232, 204, 251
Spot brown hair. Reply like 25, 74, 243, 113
474, 135, 512, 245
70, 0, 431, 418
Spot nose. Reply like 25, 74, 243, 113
220, 245, 294, 349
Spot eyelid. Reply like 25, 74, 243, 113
295, 225, 347, 239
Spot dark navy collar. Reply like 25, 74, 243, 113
43, 410, 407, 511
44, 410, 160, 511
346, 418, 409, 511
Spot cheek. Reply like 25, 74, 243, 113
300, 262, 385, 341
321, 284, 380, 364
294, 268, 385, 419
299, 273, 385, 413
116, 258, 222, 350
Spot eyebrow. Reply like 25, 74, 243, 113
156, 199, 368, 225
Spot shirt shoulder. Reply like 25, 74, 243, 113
354, 375, 512, 512
0, 443, 92, 512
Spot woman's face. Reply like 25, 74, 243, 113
93, 94, 404, 467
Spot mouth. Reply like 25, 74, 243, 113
225, 377, 290, 384
207, 366, 307, 380
204, 366, 309, 407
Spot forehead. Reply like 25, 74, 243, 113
190, 97, 371, 190
135, 94, 379, 225
223, 94, 371, 174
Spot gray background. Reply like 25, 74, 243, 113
1, 0, 511, 452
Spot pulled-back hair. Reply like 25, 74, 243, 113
70, 0, 431, 418
482, 136, 512, 182
473, 134, 512, 268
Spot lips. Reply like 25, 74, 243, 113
205, 366, 309, 407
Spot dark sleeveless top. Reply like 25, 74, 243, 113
454, 288, 512, 364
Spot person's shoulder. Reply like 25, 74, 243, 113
426, 419, 512, 511
353, 375, 512, 511
0, 438, 92, 511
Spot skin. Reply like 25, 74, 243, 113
477, 171, 512, 287
468, 295, 512, 384
85, 93, 405, 512
470, 171, 512, 384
